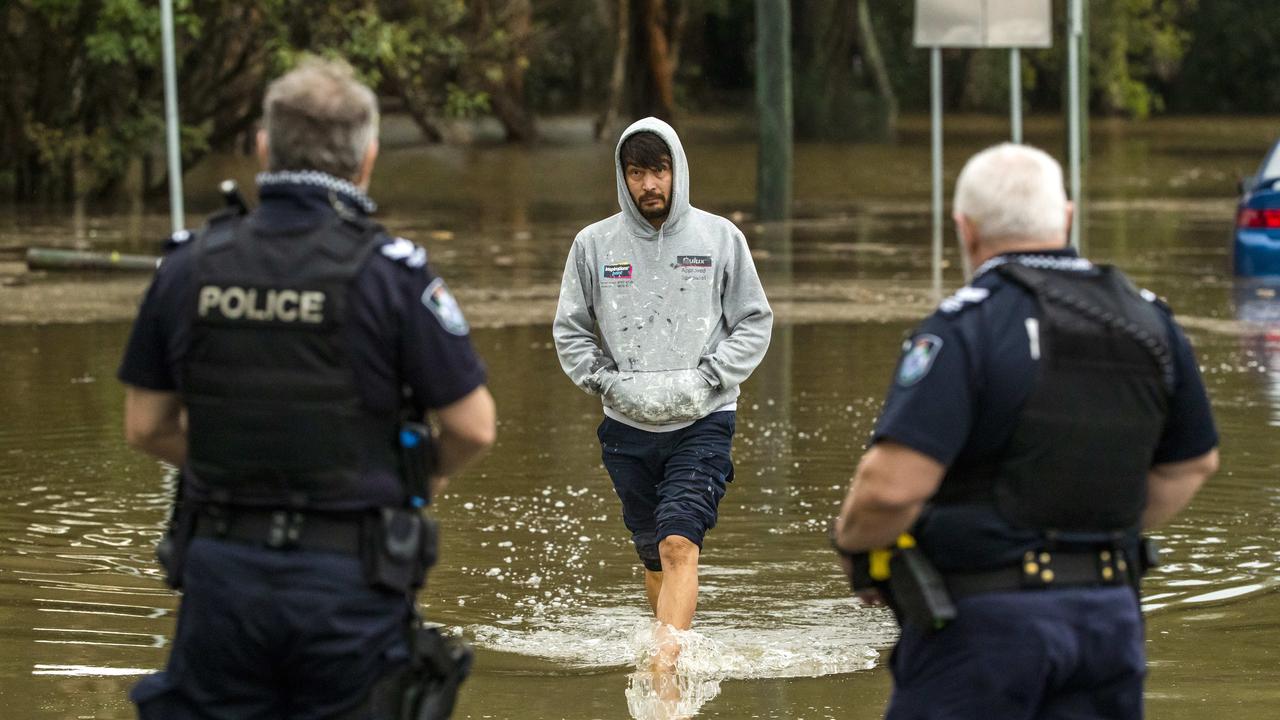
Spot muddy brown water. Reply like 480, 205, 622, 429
0, 115, 1277, 718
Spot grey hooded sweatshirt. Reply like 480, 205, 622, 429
553, 117, 773, 429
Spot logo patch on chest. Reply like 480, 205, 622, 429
603, 262, 633, 280
676, 255, 712, 268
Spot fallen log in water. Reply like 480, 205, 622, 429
26, 248, 159, 273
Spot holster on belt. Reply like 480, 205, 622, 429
155, 471, 196, 589
1137, 536, 1162, 580
156, 505, 196, 589
398, 623, 474, 720
882, 540, 957, 632
840, 533, 957, 633
361, 508, 439, 594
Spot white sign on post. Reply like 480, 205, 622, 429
914, 0, 983, 48
913, 0, 1058, 298
914, 0, 1051, 48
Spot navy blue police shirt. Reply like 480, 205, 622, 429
871, 248, 1218, 572
117, 173, 487, 509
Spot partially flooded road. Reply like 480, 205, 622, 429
0, 115, 1277, 718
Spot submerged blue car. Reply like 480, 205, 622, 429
1236, 138, 1280, 276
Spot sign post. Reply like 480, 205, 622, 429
1011, 48, 1022, 143
1067, 0, 1083, 250
160, 0, 185, 232
914, 0, 1054, 297
930, 47, 944, 297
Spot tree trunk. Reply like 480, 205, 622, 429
482, 0, 537, 143
386, 68, 445, 143
755, 0, 793, 221
489, 91, 537, 143
642, 0, 677, 122
855, 0, 897, 130
668, 0, 688, 79
595, 0, 631, 140
792, 0, 860, 140
621, 0, 682, 122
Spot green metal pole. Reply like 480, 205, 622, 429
160, 0, 185, 232
1010, 49, 1022, 143
1079, 0, 1089, 252
755, 0, 793, 222
930, 47, 943, 299
26, 248, 160, 273
1067, 0, 1084, 250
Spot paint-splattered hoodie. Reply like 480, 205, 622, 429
553, 117, 773, 429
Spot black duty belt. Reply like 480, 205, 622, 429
946, 548, 1133, 598
193, 507, 365, 555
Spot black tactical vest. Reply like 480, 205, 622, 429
935, 262, 1174, 533
180, 211, 398, 509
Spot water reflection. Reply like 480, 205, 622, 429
1234, 279, 1280, 426
626, 669, 721, 720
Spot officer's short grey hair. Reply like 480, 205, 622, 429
953, 143, 1068, 244
263, 57, 379, 181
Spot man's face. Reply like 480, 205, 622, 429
625, 160, 673, 223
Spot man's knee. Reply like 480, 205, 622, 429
658, 535, 699, 568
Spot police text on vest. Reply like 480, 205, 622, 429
198, 285, 326, 324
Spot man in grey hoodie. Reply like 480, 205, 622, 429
553, 117, 773, 663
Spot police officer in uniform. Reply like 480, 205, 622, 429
118, 57, 496, 718
832, 143, 1219, 719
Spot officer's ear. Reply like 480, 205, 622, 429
256, 129, 270, 171
355, 138, 379, 192
953, 212, 980, 256
1063, 201, 1074, 245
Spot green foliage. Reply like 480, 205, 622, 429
297, 0, 490, 121
1090, 0, 1195, 118
1, 0, 507, 201
520, 0, 609, 113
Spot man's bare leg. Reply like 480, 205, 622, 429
645, 570, 663, 614
652, 535, 700, 671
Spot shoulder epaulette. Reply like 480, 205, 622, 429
378, 236, 428, 269
938, 285, 991, 315
1139, 287, 1173, 314
205, 205, 246, 225
162, 229, 194, 253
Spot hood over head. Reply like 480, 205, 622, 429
614, 117, 691, 238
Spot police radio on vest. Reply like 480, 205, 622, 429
198, 285, 326, 324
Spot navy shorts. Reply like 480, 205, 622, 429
131, 538, 413, 720
598, 411, 735, 572
886, 586, 1145, 720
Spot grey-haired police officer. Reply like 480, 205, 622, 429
118, 57, 495, 718
833, 143, 1219, 719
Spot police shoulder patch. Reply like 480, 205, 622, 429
938, 286, 990, 314
897, 334, 943, 387
381, 237, 428, 269
422, 277, 469, 336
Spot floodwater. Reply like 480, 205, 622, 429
1, 115, 1278, 718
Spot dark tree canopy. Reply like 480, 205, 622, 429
1, 0, 1272, 202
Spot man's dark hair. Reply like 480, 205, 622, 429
619, 131, 672, 172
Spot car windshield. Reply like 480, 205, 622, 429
1259, 141, 1280, 182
